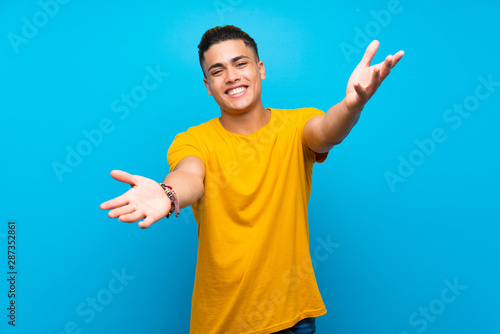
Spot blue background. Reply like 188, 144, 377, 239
1, 0, 499, 333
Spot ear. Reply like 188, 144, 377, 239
203, 77, 213, 96
258, 60, 265, 80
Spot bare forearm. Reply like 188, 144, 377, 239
321, 98, 361, 146
305, 98, 362, 153
161, 170, 204, 209
161, 156, 205, 209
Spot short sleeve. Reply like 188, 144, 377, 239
167, 130, 207, 172
298, 107, 329, 164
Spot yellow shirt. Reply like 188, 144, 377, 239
168, 107, 328, 334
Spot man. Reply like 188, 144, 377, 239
100, 25, 403, 334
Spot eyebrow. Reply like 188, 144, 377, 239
207, 55, 250, 74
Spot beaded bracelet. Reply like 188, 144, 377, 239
159, 183, 180, 218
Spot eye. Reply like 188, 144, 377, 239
236, 62, 248, 67
211, 70, 222, 76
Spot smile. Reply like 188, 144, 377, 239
226, 86, 248, 96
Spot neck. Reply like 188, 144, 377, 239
219, 104, 270, 135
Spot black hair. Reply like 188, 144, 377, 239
198, 25, 259, 77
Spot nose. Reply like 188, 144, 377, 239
225, 66, 240, 84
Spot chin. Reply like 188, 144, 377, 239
221, 107, 249, 115
219, 101, 252, 114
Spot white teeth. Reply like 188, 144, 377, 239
227, 86, 247, 95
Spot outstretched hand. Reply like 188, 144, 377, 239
100, 170, 170, 229
345, 40, 404, 113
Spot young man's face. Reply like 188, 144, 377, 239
202, 39, 265, 115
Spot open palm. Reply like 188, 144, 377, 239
345, 40, 404, 113
100, 170, 170, 229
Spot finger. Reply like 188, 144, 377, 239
370, 66, 381, 89
119, 210, 146, 223
358, 40, 380, 67
100, 193, 130, 210
379, 55, 394, 80
384, 54, 394, 68
138, 216, 157, 229
353, 82, 370, 101
391, 50, 404, 68
110, 170, 137, 186
108, 204, 135, 218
